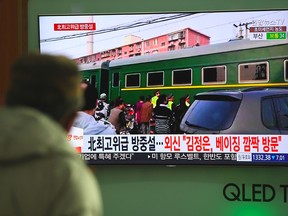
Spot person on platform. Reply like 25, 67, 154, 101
185, 94, 191, 107
151, 89, 160, 108
174, 95, 189, 134
135, 95, 145, 132
167, 93, 176, 133
153, 94, 173, 134
95, 92, 109, 120
108, 97, 126, 134
140, 95, 153, 134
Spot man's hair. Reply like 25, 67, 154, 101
5, 53, 83, 122
157, 94, 167, 106
114, 97, 124, 107
146, 95, 152, 101
154, 90, 160, 95
82, 83, 98, 111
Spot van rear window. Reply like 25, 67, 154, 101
185, 99, 240, 130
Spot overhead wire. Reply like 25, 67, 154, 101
40, 13, 195, 43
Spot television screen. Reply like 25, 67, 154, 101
38, 10, 288, 165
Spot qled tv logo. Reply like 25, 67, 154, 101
223, 183, 288, 203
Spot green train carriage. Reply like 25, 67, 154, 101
79, 39, 288, 105
108, 39, 288, 105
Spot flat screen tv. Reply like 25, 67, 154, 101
38, 10, 288, 165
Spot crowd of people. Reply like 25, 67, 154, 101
148, 90, 190, 134
82, 87, 191, 135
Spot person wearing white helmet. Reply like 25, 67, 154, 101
95, 92, 109, 120
100, 93, 107, 99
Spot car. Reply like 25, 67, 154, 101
180, 87, 288, 134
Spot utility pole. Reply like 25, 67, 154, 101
87, 16, 94, 55
233, 22, 252, 39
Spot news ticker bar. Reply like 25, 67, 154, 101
80, 152, 288, 165
80, 135, 286, 154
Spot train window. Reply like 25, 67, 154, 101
125, 73, 140, 88
147, 71, 164, 86
202, 66, 226, 84
238, 62, 269, 83
113, 72, 119, 87
172, 69, 192, 85
284, 60, 288, 81
90, 75, 97, 88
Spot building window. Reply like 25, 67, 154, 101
136, 43, 141, 49
238, 62, 269, 83
125, 73, 140, 87
129, 45, 134, 51
147, 71, 164, 86
113, 72, 119, 87
146, 41, 150, 47
153, 39, 158, 45
172, 69, 192, 85
168, 31, 184, 41
178, 31, 184, 39
168, 45, 175, 51
161, 42, 165, 46
168, 35, 175, 41
202, 66, 227, 84
179, 44, 186, 49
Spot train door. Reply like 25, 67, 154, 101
90, 75, 97, 88
99, 61, 110, 98
109, 71, 121, 102
100, 68, 109, 95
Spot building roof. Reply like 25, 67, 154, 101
109, 39, 288, 67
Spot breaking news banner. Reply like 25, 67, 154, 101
67, 129, 288, 165
67, 126, 83, 153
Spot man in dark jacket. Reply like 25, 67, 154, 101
153, 94, 173, 134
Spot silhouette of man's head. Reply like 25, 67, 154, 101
6, 53, 83, 124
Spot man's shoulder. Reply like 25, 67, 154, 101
143, 101, 152, 106
73, 111, 94, 125
85, 119, 116, 135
